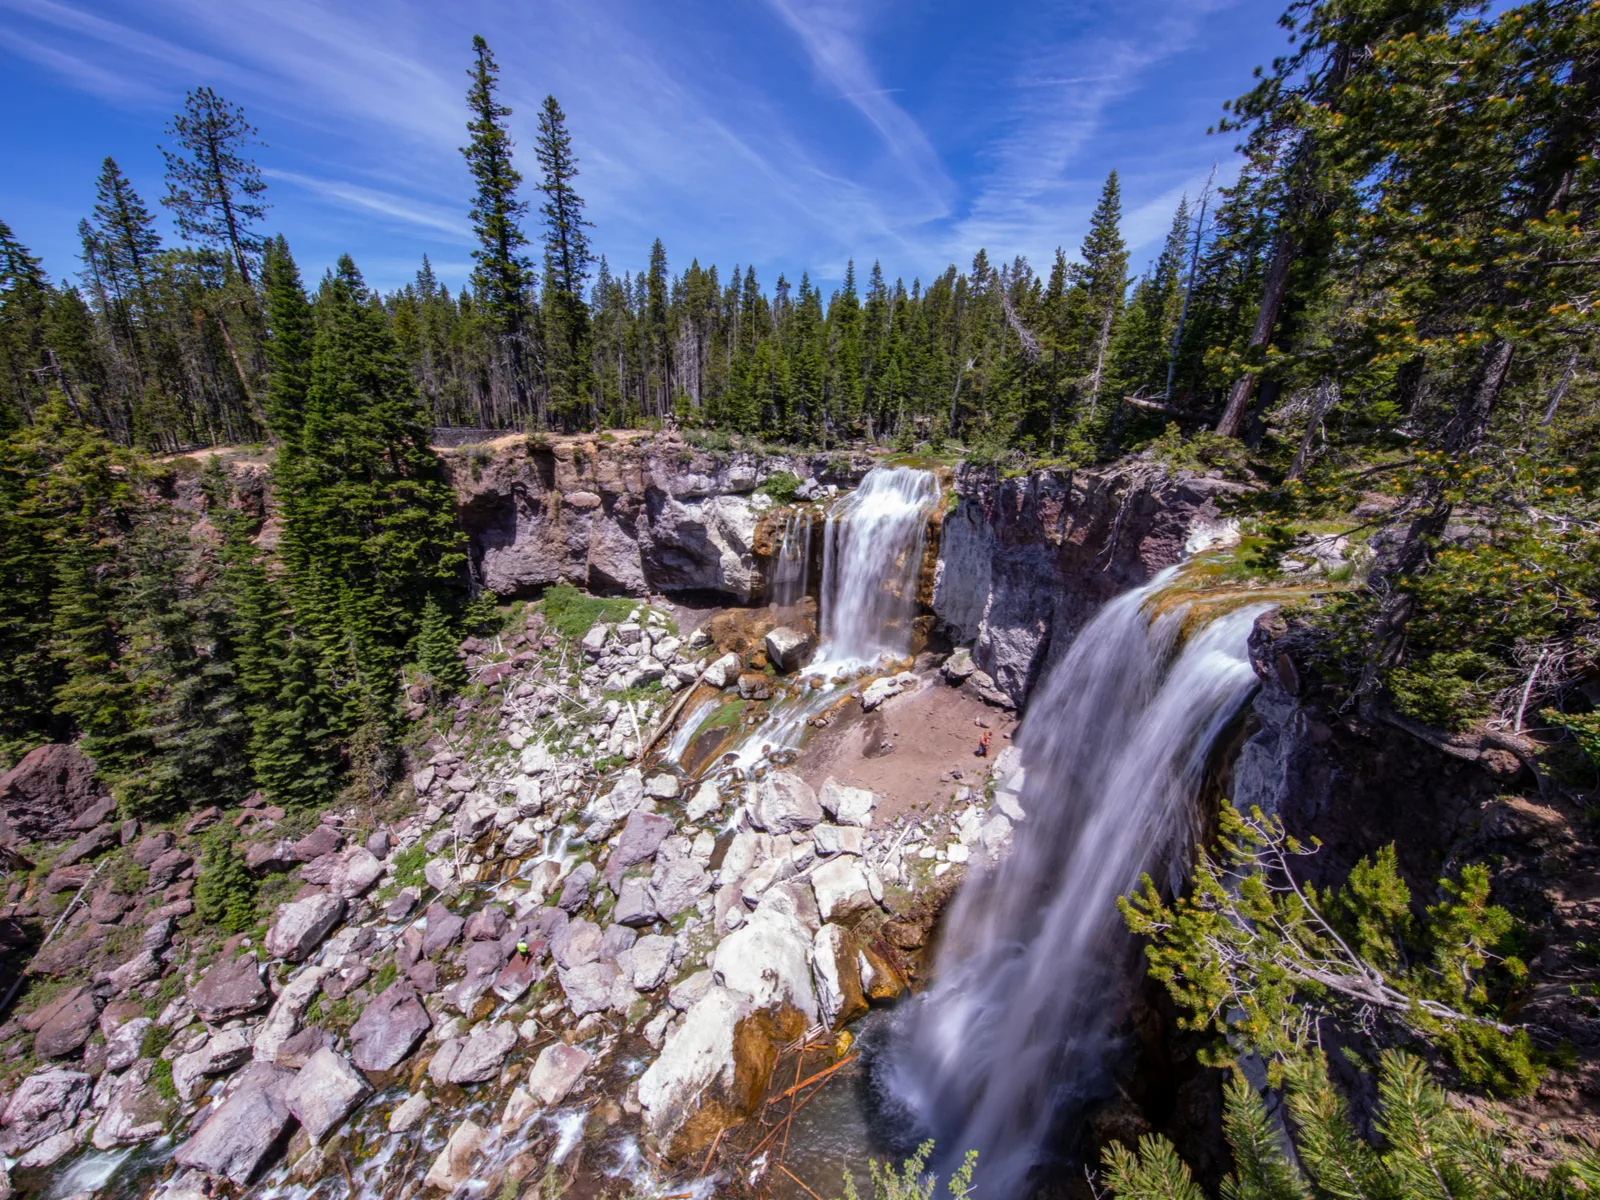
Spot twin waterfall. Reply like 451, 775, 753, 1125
770, 468, 1267, 1196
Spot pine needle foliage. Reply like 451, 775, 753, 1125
193, 828, 257, 933
1103, 1053, 1600, 1200
1119, 803, 1537, 1095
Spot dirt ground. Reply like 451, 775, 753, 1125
795, 675, 1020, 824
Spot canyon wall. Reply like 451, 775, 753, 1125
932, 463, 1249, 706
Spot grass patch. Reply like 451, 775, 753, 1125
536, 584, 638, 641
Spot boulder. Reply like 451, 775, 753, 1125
812, 924, 869, 1029
942, 646, 977, 682
558, 861, 597, 912
0, 1067, 90, 1155
685, 780, 723, 822
614, 878, 659, 926
453, 793, 499, 842
252, 965, 329, 1063
648, 838, 711, 918
492, 954, 540, 1004
421, 902, 467, 956
245, 839, 296, 873
274, 1026, 334, 1071
763, 626, 816, 673
146, 847, 194, 889
552, 918, 602, 970
104, 1015, 152, 1072
0, 743, 108, 843
349, 982, 432, 1072
751, 771, 822, 833
605, 810, 674, 890
812, 823, 865, 856
332, 848, 384, 898
810, 856, 876, 923
737, 673, 773, 701
131, 830, 176, 866
859, 676, 901, 711
818, 778, 876, 827
291, 825, 343, 862
559, 961, 620, 1016
526, 1043, 591, 1106
701, 653, 742, 689
91, 1059, 172, 1148
286, 1048, 371, 1142
264, 892, 345, 962
173, 1027, 255, 1102
190, 956, 269, 1023
590, 769, 647, 823
173, 1062, 296, 1185
424, 1119, 487, 1192
55, 824, 117, 868
644, 773, 680, 800
464, 906, 508, 941
29, 984, 100, 1059
388, 1092, 430, 1133
630, 934, 676, 991
442, 1021, 516, 1084
713, 888, 818, 1021
637, 986, 755, 1145
581, 625, 609, 656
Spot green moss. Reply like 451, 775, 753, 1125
149, 1057, 177, 1100
391, 842, 429, 890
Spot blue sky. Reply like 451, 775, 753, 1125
0, 0, 1287, 298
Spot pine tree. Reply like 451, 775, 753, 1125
91, 158, 161, 308
414, 595, 466, 695
160, 87, 269, 285
461, 37, 533, 344
535, 95, 594, 428
251, 632, 342, 809
277, 255, 466, 719
260, 236, 313, 444
1074, 171, 1128, 431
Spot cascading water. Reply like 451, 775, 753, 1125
768, 508, 814, 609
882, 571, 1271, 1197
817, 467, 941, 665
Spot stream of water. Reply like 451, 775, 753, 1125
879, 573, 1270, 1197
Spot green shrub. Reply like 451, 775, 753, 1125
757, 471, 802, 503
193, 830, 257, 934
1387, 649, 1499, 730
149, 1057, 177, 1100
1544, 708, 1600, 770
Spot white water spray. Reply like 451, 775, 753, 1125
884, 572, 1270, 1197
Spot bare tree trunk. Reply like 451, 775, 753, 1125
1216, 231, 1297, 437
1286, 379, 1338, 481
1086, 306, 1115, 422
1540, 346, 1578, 427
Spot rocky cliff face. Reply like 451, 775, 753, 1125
448, 434, 869, 601
932, 462, 1249, 707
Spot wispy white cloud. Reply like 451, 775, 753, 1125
263, 168, 471, 239
0, 25, 166, 104
758, 0, 953, 219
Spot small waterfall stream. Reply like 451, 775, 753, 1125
767, 509, 814, 610
881, 572, 1270, 1197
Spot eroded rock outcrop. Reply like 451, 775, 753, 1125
933, 462, 1249, 706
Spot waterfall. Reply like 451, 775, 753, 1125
882, 571, 1270, 1197
768, 508, 813, 609
817, 467, 941, 665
